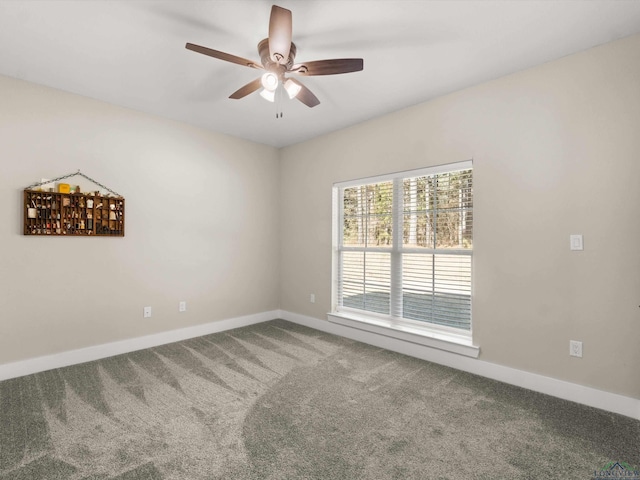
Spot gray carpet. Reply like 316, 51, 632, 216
0, 319, 637, 479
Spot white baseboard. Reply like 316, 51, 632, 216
0, 310, 279, 382
3, 308, 638, 421
280, 310, 640, 421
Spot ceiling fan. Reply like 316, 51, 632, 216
185, 5, 363, 109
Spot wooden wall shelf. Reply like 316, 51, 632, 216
24, 190, 125, 237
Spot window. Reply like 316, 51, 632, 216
332, 161, 473, 338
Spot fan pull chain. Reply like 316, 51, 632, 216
275, 83, 283, 119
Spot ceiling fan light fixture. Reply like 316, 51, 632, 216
260, 88, 276, 102
284, 78, 302, 99
261, 72, 279, 91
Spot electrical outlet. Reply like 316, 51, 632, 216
143, 306, 152, 318
570, 234, 583, 251
569, 340, 583, 358
310, 293, 315, 303
179, 301, 186, 312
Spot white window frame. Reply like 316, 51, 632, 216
329, 161, 479, 358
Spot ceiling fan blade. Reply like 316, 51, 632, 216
186, 43, 262, 69
229, 78, 262, 99
290, 58, 363, 76
290, 78, 320, 108
268, 5, 292, 65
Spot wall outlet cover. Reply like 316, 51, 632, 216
569, 340, 583, 358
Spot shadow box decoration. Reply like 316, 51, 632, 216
23, 170, 125, 237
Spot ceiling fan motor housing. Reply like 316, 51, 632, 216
258, 38, 296, 78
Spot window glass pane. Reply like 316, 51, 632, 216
403, 176, 434, 248
403, 170, 472, 249
402, 253, 434, 321
435, 170, 473, 249
402, 254, 471, 330
340, 251, 390, 315
343, 182, 393, 247
340, 251, 364, 309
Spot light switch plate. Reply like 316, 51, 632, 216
569, 340, 583, 358
570, 234, 583, 251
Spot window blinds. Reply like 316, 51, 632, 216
336, 164, 472, 331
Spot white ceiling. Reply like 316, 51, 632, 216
1, 1, 640, 148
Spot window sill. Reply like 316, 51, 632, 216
327, 312, 480, 358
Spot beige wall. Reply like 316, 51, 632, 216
0, 75, 280, 364
2, 33, 639, 401
279, 33, 640, 399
